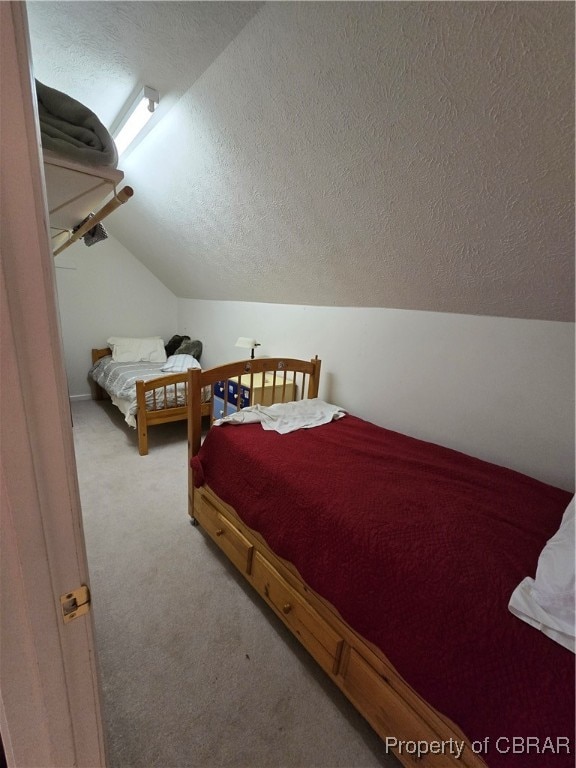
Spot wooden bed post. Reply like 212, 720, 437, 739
308, 356, 321, 399
135, 380, 148, 456
90, 347, 111, 401
188, 368, 204, 458
187, 367, 203, 520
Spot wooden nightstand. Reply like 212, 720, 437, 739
213, 373, 297, 419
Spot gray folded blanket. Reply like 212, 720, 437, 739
36, 80, 118, 168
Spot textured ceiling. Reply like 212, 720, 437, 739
27, 1, 263, 132
28, 1, 574, 321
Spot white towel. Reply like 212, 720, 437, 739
213, 398, 346, 434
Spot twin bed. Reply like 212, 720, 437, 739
186, 357, 574, 768
90, 341, 210, 455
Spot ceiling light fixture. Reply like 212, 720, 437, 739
112, 86, 159, 157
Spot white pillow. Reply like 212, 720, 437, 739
161, 354, 201, 373
107, 336, 166, 363
509, 496, 575, 653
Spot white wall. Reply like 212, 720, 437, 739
54, 248, 574, 492
54, 234, 178, 397
179, 299, 575, 492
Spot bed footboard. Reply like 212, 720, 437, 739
90, 347, 209, 455
135, 374, 210, 456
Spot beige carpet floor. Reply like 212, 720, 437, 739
72, 399, 400, 768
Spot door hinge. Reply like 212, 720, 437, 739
60, 585, 91, 623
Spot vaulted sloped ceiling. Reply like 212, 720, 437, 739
28, 1, 574, 321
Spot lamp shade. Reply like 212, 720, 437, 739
235, 337, 261, 359
235, 337, 258, 349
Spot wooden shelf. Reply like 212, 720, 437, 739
42, 149, 125, 251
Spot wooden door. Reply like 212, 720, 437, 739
0, 4, 106, 765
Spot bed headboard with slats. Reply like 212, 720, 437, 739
187, 357, 321, 459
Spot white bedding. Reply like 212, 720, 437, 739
213, 397, 346, 434
509, 496, 575, 652
90, 355, 205, 428
110, 395, 136, 427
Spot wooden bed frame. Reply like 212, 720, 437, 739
91, 347, 210, 456
187, 358, 487, 768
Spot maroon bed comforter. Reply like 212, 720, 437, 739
191, 415, 574, 767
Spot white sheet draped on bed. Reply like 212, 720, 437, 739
213, 398, 346, 434
508, 496, 575, 653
